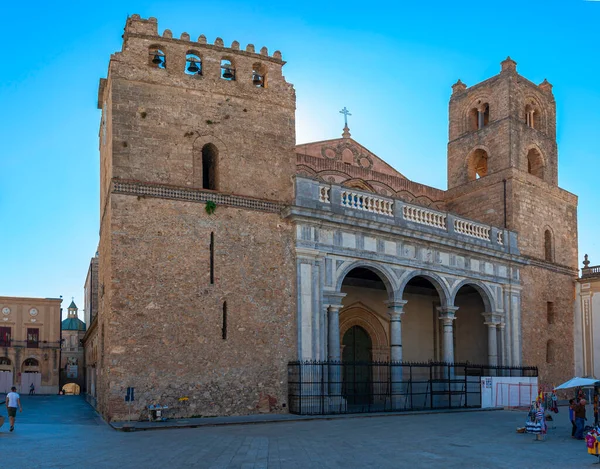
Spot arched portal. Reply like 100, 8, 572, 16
454, 284, 489, 364
400, 275, 445, 362
342, 326, 373, 406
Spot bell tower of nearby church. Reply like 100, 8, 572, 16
444, 58, 578, 386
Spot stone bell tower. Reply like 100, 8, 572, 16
95, 15, 298, 421
445, 58, 578, 387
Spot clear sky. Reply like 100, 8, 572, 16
1, 1, 599, 319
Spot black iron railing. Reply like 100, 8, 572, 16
287, 360, 538, 415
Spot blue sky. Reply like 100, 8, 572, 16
1, 1, 599, 318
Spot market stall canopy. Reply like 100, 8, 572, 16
554, 377, 600, 390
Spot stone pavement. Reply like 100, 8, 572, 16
0, 395, 597, 468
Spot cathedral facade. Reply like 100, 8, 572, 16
92, 15, 577, 421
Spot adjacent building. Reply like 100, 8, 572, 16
60, 300, 86, 393
91, 15, 578, 421
575, 255, 600, 379
82, 254, 100, 405
0, 296, 62, 394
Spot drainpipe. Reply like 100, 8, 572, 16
503, 179, 507, 229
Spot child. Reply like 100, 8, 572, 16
569, 399, 576, 438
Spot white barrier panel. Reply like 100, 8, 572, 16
482, 377, 538, 408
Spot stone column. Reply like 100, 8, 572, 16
478, 110, 484, 129
482, 313, 502, 367
385, 300, 407, 401
437, 306, 459, 364
325, 293, 346, 398
498, 323, 506, 367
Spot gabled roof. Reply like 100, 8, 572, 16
68, 300, 77, 310
295, 137, 406, 180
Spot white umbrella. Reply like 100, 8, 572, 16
554, 377, 600, 390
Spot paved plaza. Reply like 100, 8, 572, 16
0, 396, 597, 468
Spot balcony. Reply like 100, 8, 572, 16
3, 340, 62, 349
582, 265, 600, 279
293, 177, 519, 254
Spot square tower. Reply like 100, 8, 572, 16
445, 58, 578, 386
96, 15, 298, 421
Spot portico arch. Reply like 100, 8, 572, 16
397, 270, 451, 307
450, 279, 495, 312
335, 261, 397, 301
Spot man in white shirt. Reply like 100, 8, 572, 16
6, 386, 22, 432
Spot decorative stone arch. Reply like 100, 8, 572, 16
342, 179, 375, 192
523, 95, 547, 132
296, 165, 318, 178
192, 135, 228, 190
317, 170, 352, 185
466, 145, 491, 180
524, 144, 546, 179
464, 95, 492, 132
396, 269, 452, 307
220, 56, 236, 80
339, 302, 390, 361
449, 279, 496, 313
366, 181, 396, 197
334, 260, 398, 301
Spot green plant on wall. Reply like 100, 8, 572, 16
205, 200, 216, 215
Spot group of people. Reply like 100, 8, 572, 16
569, 390, 588, 440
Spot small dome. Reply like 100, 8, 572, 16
61, 317, 86, 331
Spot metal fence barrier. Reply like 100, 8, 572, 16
287, 360, 538, 415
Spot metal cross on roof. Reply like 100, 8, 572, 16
339, 107, 352, 127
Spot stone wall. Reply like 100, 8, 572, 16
102, 196, 296, 420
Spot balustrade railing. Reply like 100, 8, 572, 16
319, 185, 330, 203
402, 205, 447, 229
341, 190, 394, 216
307, 180, 511, 249
582, 265, 600, 278
454, 219, 491, 241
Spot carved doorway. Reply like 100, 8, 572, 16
342, 325, 373, 405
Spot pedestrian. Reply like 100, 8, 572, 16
5, 386, 22, 432
29, 383, 35, 395
569, 399, 577, 438
575, 398, 587, 440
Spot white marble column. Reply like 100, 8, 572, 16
385, 300, 407, 399
498, 323, 506, 367
325, 293, 346, 397
483, 313, 502, 367
327, 304, 342, 362
437, 306, 459, 364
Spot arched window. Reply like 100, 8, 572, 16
544, 229, 553, 262
202, 143, 218, 190
252, 62, 267, 88
185, 51, 202, 76
0, 357, 11, 365
24, 358, 39, 367
468, 103, 490, 131
525, 104, 537, 129
527, 148, 544, 179
148, 45, 166, 69
220, 59, 235, 81
546, 340, 555, 364
467, 149, 489, 180
468, 108, 478, 131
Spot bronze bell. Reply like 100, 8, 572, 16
152, 54, 163, 65
252, 73, 263, 86
187, 60, 200, 73
222, 67, 234, 79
